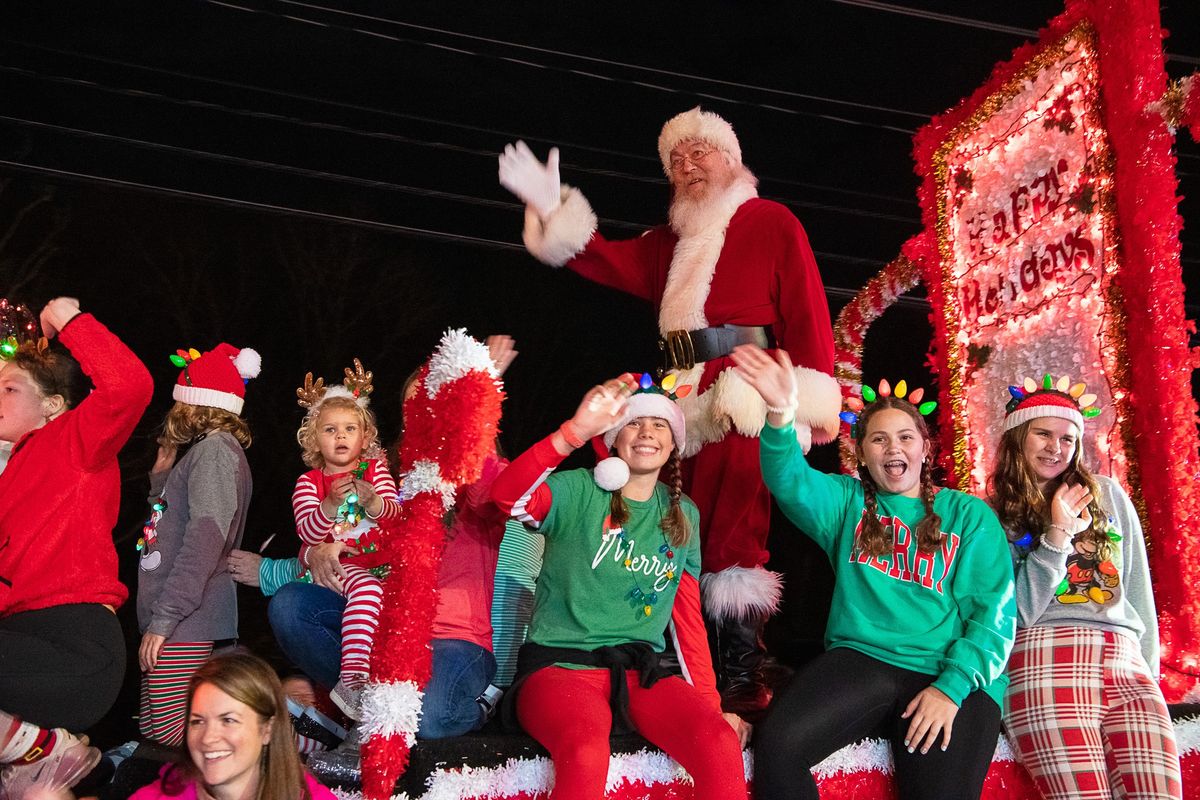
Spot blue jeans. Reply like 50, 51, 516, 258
268, 582, 345, 689
267, 582, 495, 739
418, 638, 497, 740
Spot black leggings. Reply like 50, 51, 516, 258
0, 604, 126, 730
753, 648, 1001, 800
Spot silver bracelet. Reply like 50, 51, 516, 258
765, 403, 797, 415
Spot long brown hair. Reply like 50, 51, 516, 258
608, 449, 691, 547
853, 397, 943, 557
988, 419, 1109, 559
159, 401, 252, 449
164, 652, 310, 800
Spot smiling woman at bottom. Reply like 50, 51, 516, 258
130, 653, 335, 800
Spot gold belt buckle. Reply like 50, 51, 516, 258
659, 329, 696, 371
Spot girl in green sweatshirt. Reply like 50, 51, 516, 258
731, 344, 1015, 800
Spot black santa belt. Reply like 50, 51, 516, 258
658, 324, 773, 372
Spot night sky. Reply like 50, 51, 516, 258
2, 0, 1198, 744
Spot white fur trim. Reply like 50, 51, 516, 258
593, 457, 630, 492
1176, 714, 1200, 757
331, 747, 752, 800
793, 367, 842, 445
812, 738, 892, 779
399, 459, 457, 508
671, 364, 727, 457
232, 347, 261, 380
425, 329, 497, 396
522, 186, 597, 267
601, 393, 686, 454
360, 680, 423, 748
172, 384, 243, 414
657, 180, 757, 335
1004, 403, 1084, 433
700, 566, 783, 621
657, 107, 742, 175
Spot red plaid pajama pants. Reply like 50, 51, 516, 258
1004, 626, 1181, 799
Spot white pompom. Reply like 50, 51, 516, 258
593, 456, 630, 492
232, 347, 262, 380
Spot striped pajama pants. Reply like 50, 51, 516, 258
139, 641, 213, 746
1004, 626, 1181, 799
340, 565, 383, 688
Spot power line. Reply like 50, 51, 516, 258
828, 0, 1200, 65
271, 0, 935, 121
197, 0, 920, 135
0, 69, 922, 226
0, 41, 920, 208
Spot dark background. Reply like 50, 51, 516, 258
2, 0, 1197, 747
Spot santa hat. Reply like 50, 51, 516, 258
1003, 373, 1099, 433
657, 107, 742, 176
594, 374, 690, 491
172, 343, 262, 415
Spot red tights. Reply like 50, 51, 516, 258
517, 667, 747, 800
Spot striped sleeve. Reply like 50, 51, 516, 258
490, 434, 563, 528
292, 472, 333, 546
365, 460, 402, 520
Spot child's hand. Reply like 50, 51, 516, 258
38, 297, 81, 340
350, 479, 383, 517
329, 474, 358, 503
571, 374, 636, 440
486, 335, 518, 377
139, 632, 166, 672
152, 445, 177, 475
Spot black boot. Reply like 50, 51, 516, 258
716, 611, 773, 721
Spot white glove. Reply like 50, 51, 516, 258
498, 141, 561, 219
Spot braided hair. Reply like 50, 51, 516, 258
854, 396, 943, 558
608, 449, 691, 548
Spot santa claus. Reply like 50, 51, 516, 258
499, 107, 840, 714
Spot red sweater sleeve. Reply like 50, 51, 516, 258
57, 314, 154, 471
292, 472, 332, 546
366, 459, 402, 520
670, 571, 721, 712
489, 434, 565, 527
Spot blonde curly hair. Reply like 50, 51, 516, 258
296, 395, 379, 469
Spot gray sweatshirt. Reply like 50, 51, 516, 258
1009, 475, 1159, 674
137, 431, 252, 643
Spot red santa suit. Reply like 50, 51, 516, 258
520, 170, 840, 622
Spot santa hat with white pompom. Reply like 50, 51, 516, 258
593, 373, 690, 492
171, 343, 262, 415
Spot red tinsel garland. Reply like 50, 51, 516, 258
1082, 0, 1200, 698
360, 334, 505, 800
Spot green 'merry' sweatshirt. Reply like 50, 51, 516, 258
760, 422, 1016, 707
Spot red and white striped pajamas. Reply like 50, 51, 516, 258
139, 641, 214, 746
293, 459, 400, 690
1004, 626, 1181, 799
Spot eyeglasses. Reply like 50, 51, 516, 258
668, 148, 716, 172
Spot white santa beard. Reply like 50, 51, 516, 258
658, 174, 759, 335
